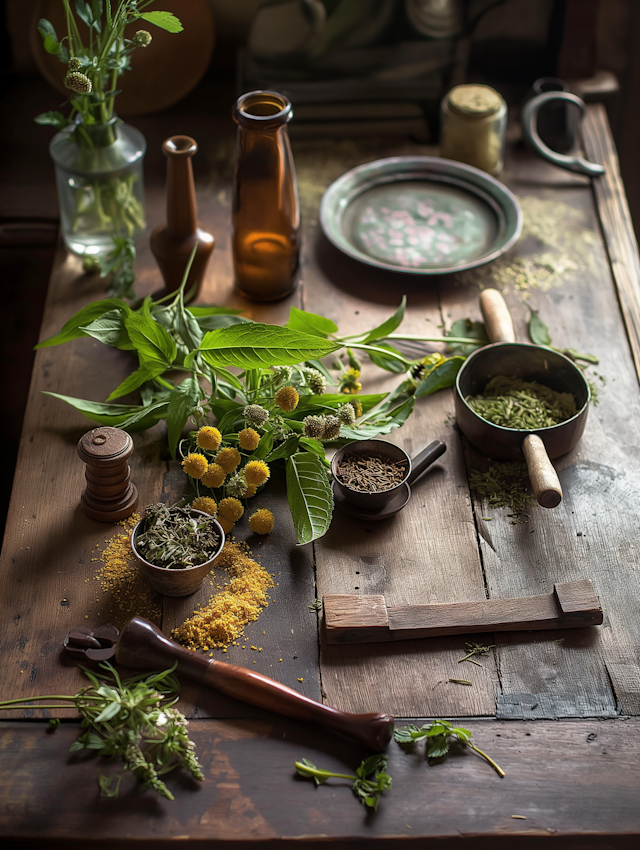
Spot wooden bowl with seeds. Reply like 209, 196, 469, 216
131, 505, 225, 597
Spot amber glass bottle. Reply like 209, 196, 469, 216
232, 91, 300, 301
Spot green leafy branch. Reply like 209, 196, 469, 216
295, 754, 391, 811
394, 720, 505, 777
0, 662, 203, 799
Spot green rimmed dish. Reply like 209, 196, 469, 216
319, 156, 522, 275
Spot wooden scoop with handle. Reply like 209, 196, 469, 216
114, 616, 394, 751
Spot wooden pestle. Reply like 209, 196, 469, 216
116, 616, 394, 751
479, 288, 563, 507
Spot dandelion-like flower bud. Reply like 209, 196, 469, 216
243, 483, 257, 498
215, 447, 241, 473
302, 415, 325, 439
275, 385, 299, 412
64, 71, 92, 94
336, 402, 356, 426
196, 426, 222, 451
68, 56, 81, 72
182, 452, 208, 480
272, 365, 293, 383
201, 462, 226, 489
133, 29, 152, 47
218, 497, 245, 522
243, 404, 270, 426
249, 508, 274, 535
353, 400, 363, 418
244, 460, 270, 486
225, 471, 248, 498
238, 428, 260, 451
339, 367, 362, 395
217, 515, 235, 535
192, 496, 217, 516
302, 367, 326, 395
322, 415, 342, 440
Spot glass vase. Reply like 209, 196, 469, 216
232, 90, 300, 301
49, 117, 146, 258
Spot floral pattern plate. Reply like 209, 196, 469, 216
320, 156, 522, 274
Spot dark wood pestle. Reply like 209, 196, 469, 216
150, 135, 214, 302
116, 616, 395, 751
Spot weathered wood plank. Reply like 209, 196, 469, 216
443, 139, 640, 717
1, 717, 639, 847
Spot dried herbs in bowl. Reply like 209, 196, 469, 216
134, 504, 222, 570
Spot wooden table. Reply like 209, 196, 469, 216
1, 101, 639, 848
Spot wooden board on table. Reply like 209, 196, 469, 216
1, 717, 639, 847
293, 137, 498, 717
437, 119, 640, 719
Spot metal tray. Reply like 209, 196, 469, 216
319, 156, 522, 274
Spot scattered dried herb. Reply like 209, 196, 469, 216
458, 641, 496, 665
448, 678, 472, 686
468, 461, 535, 521
466, 376, 577, 430
135, 503, 221, 570
335, 453, 407, 493
0, 662, 202, 799
394, 720, 504, 777
295, 754, 392, 811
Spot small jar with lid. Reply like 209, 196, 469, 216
440, 84, 507, 175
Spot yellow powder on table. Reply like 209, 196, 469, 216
172, 540, 274, 651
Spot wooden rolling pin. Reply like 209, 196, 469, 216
115, 617, 394, 751
324, 580, 602, 645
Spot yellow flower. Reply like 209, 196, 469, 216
275, 385, 299, 412
249, 509, 274, 534
217, 515, 235, 534
201, 463, 226, 489
196, 426, 222, 451
182, 452, 208, 479
218, 497, 245, 522
192, 496, 217, 516
244, 460, 270, 486
353, 401, 363, 417
238, 428, 260, 451
243, 484, 257, 498
216, 447, 241, 473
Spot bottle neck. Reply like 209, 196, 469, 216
164, 136, 198, 240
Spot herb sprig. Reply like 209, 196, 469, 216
394, 720, 505, 777
0, 662, 203, 799
295, 754, 392, 811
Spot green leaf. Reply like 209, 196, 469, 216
367, 343, 408, 373
42, 393, 164, 432
176, 301, 203, 351
294, 393, 387, 416
81, 310, 134, 349
286, 453, 334, 545
138, 11, 184, 32
362, 296, 406, 343
527, 307, 552, 346
265, 434, 300, 462
34, 111, 68, 129
69, 740, 85, 752
120, 399, 170, 430
107, 364, 166, 402
299, 437, 325, 458
427, 735, 450, 759
37, 19, 63, 56
94, 701, 121, 723
166, 378, 201, 458
447, 318, 488, 355
287, 307, 338, 338
199, 324, 340, 370
252, 431, 274, 460
414, 356, 464, 398
35, 299, 130, 348
340, 397, 415, 440
124, 312, 177, 367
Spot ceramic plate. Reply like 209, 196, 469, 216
320, 156, 522, 274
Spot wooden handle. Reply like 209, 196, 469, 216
522, 434, 563, 508
116, 617, 394, 751
479, 288, 516, 343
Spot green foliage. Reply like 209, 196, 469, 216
447, 318, 489, 355
139, 11, 184, 32
394, 719, 504, 777
0, 662, 203, 799
414, 356, 465, 397
286, 453, 334, 545
295, 754, 391, 811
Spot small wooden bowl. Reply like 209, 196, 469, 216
131, 510, 225, 597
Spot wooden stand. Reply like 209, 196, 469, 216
77, 426, 138, 522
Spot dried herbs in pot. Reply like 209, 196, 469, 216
135, 503, 221, 570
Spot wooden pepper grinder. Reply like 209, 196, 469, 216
150, 135, 215, 301
77, 427, 138, 522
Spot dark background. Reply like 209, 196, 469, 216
1, 0, 639, 538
